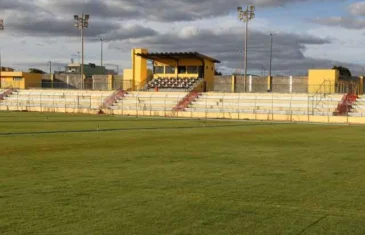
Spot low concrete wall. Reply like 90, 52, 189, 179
54, 74, 83, 89
214, 75, 308, 93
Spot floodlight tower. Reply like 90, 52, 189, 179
237, 5, 255, 92
100, 37, 103, 74
74, 14, 89, 89
0, 19, 4, 83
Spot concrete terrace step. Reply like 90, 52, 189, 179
0, 103, 101, 109
190, 102, 337, 108
185, 108, 333, 116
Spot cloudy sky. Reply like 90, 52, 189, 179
1, 0, 365, 75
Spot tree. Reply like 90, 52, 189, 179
332, 65, 352, 77
214, 69, 222, 76
29, 68, 46, 74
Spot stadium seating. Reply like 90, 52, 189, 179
0, 89, 114, 113
109, 91, 188, 112
147, 77, 201, 91
185, 93, 344, 116
349, 96, 365, 117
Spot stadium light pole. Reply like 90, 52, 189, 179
74, 14, 89, 89
238, 5, 255, 92
100, 37, 103, 74
269, 33, 274, 79
268, 33, 275, 92
0, 19, 4, 83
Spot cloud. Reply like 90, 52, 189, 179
108, 26, 353, 75
348, 2, 365, 16
1, 0, 343, 22
7, 14, 120, 37
311, 16, 365, 30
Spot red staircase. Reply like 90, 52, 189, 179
101, 89, 127, 110
173, 91, 200, 111
334, 93, 358, 116
0, 88, 14, 100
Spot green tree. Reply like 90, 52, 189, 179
332, 65, 352, 77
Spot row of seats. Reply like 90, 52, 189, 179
0, 89, 114, 110
185, 93, 344, 116
147, 77, 200, 90
349, 96, 365, 117
110, 92, 188, 111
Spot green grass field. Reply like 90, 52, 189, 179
1, 112, 365, 235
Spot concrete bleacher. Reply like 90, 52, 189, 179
350, 96, 365, 117
109, 92, 187, 113
185, 93, 343, 116
0, 89, 114, 113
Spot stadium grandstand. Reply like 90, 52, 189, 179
1, 48, 365, 124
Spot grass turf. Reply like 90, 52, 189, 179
1, 112, 365, 234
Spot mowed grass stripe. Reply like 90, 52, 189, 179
1, 112, 365, 234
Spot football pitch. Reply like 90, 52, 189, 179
1, 112, 365, 235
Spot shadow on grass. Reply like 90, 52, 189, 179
0, 122, 283, 137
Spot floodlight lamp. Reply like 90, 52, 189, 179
250, 5, 255, 11
74, 23, 79, 28
84, 22, 89, 28
74, 15, 79, 20
84, 15, 90, 20
250, 12, 255, 19
237, 6, 242, 11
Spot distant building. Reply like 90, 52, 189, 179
64, 63, 116, 78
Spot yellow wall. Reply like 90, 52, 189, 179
0, 72, 42, 89
1, 72, 25, 89
24, 73, 42, 89
153, 58, 202, 79
124, 48, 217, 91
204, 59, 215, 91
308, 69, 339, 94
131, 48, 148, 90
153, 58, 216, 91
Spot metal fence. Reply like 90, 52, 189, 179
1, 87, 364, 123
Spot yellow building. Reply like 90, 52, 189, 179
123, 48, 220, 91
308, 69, 363, 95
0, 71, 43, 89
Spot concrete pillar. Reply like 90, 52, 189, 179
289, 76, 293, 93
359, 76, 364, 95
267, 76, 272, 92
249, 75, 252, 92
231, 75, 236, 93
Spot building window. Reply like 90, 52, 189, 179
13, 77, 23, 81
165, 66, 176, 74
154, 66, 164, 74
178, 66, 187, 74
187, 66, 198, 74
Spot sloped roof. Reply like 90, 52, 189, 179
135, 52, 220, 63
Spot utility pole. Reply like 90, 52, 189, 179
0, 19, 4, 86
49, 61, 52, 88
238, 6, 255, 92
100, 38, 103, 74
269, 33, 274, 79
74, 13, 90, 89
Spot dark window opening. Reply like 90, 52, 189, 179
154, 66, 164, 74
178, 66, 187, 74
165, 66, 176, 74
187, 66, 198, 74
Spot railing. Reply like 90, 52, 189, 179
173, 92, 200, 111
334, 93, 358, 116
101, 89, 126, 109
0, 88, 14, 100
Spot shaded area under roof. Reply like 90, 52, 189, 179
135, 52, 220, 63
